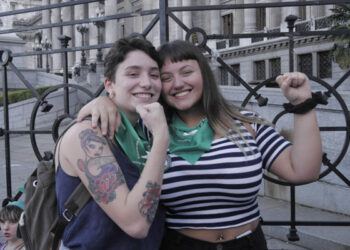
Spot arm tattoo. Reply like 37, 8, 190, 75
138, 181, 161, 224
77, 129, 125, 204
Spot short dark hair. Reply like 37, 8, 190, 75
104, 37, 160, 81
0, 205, 22, 224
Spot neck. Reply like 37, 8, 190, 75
121, 109, 139, 126
6, 239, 23, 250
176, 108, 205, 127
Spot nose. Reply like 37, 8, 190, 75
139, 73, 152, 89
172, 75, 184, 90
2, 221, 10, 230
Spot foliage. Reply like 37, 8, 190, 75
329, 4, 350, 69
0, 86, 52, 107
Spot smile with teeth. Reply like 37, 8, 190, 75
174, 90, 191, 97
134, 93, 152, 98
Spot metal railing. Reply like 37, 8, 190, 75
1, 0, 350, 242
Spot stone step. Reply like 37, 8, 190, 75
260, 196, 350, 250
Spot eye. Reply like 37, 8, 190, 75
183, 70, 193, 76
161, 74, 172, 82
150, 72, 160, 79
127, 71, 139, 77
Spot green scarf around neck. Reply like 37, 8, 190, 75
114, 109, 151, 173
168, 113, 215, 164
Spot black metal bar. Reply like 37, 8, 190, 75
168, 12, 190, 33
7, 61, 41, 99
58, 35, 71, 115
142, 14, 160, 38
4, 130, 52, 135
2, 63, 12, 199
320, 127, 348, 132
168, 0, 350, 12
262, 221, 350, 226
159, 0, 169, 44
287, 185, 300, 241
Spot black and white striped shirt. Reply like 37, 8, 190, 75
160, 112, 291, 229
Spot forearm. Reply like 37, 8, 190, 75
123, 132, 169, 236
290, 110, 322, 181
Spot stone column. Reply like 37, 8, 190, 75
51, 0, 61, 72
182, 0, 192, 41
88, 1, 99, 63
242, 0, 256, 46
266, 0, 281, 28
234, 0, 244, 33
105, 0, 119, 44
42, 0, 52, 72
208, 0, 220, 49
61, 0, 74, 68
168, 0, 183, 41
74, 3, 85, 66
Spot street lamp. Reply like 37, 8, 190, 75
41, 38, 52, 73
77, 23, 89, 66
93, 8, 105, 62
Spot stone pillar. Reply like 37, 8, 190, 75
242, 0, 256, 46
42, 0, 52, 72
266, 0, 281, 28
168, 0, 183, 41
88, 1, 99, 63
51, 0, 61, 72
244, 0, 256, 33
234, 0, 244, 33
105, 0, 119, 44
208, 0, 220, 49
61, 0, 74, 68
182, 0, 192, 41
74, 3, 85, 66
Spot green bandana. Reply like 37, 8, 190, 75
168, 114, 215, 164
115, 109, 151, 173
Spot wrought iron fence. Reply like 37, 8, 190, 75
1, 0, 350, 243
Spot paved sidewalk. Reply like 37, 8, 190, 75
0, 133, 342, 250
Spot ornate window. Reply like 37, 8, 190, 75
254, 60, 266, 80
269, 58, 281, 77
298, 53, 313, 76
220, 67, 228, 86
318, 51, 332, 79
231, 64, 240, 86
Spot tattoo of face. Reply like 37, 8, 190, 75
138, 181, 161, 224
77, 129, 125, 204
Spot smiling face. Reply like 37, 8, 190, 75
160, 58, 204, 115
105, 50, 161, 123
0, 220, 19, 242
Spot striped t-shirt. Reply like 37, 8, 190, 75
160, 111, 291, 229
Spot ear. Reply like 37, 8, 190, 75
104, 78, 113, 95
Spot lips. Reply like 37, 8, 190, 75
4, 233, 10, 238
133, 93, 153, 98
173, 89, 191, 97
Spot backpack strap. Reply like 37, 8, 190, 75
52, 183, 90, 250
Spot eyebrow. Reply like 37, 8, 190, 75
125, 65, 159, 71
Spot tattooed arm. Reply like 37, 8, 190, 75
58, 103, 169, 238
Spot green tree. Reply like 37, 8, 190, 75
329, 4, 350, 69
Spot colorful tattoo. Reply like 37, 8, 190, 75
77, 129, 125, 204
138, 182, 161, 224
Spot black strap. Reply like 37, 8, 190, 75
283, 91, 328, 114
